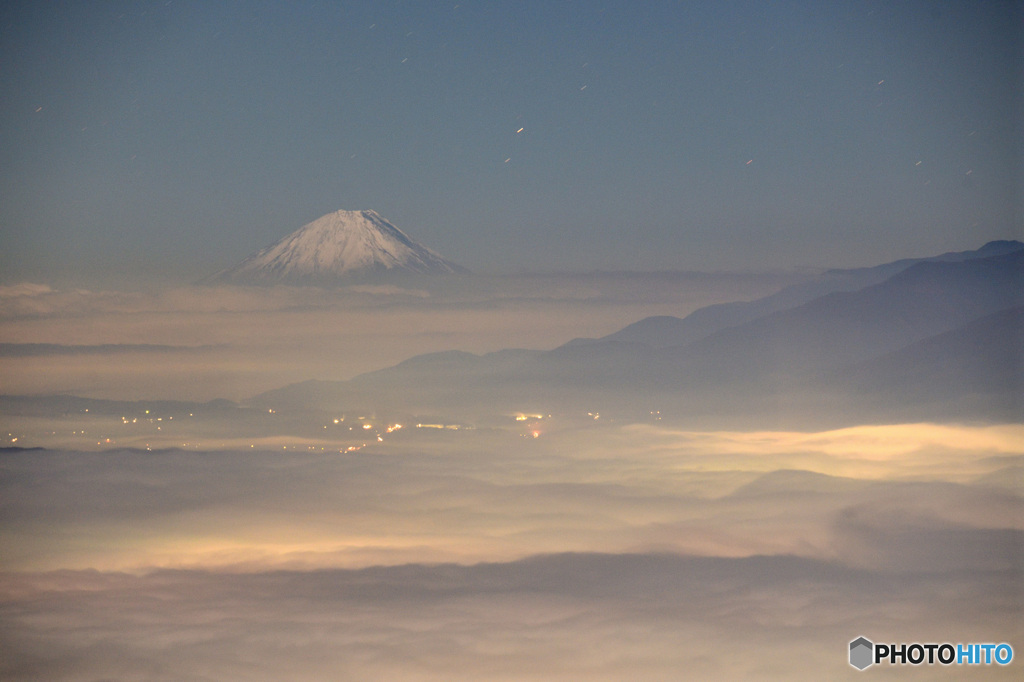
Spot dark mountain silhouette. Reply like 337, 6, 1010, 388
576, 240, 1022, 351
831, 306, 1022, 421
656, 249, 1023, 386
251, 244, 1023, 426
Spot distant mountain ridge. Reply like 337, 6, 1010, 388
655, 248, 1023, 385
252, 241, 1024, 426
209, 209, 468, 285
10, 241, 1017, 430
835, 305, 1023, 412
573, 240, 1024, 350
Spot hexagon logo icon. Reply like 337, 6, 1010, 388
850, 637, 874, 670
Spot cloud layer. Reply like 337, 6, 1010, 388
0, 273, 795, 400
1, 421, 1020, 680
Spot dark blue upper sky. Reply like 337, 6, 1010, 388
1, 0, 1019, 285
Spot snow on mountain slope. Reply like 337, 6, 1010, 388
211, 209, 468, 284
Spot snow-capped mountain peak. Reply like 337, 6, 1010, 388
211, 209, 468, 284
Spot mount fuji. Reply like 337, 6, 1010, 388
210, 209, 469, 284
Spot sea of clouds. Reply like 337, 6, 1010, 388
1, 421, 1020, 680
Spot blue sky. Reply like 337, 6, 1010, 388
1, 0, 1019, 285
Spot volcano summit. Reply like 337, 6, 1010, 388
210, 209, 468, 285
